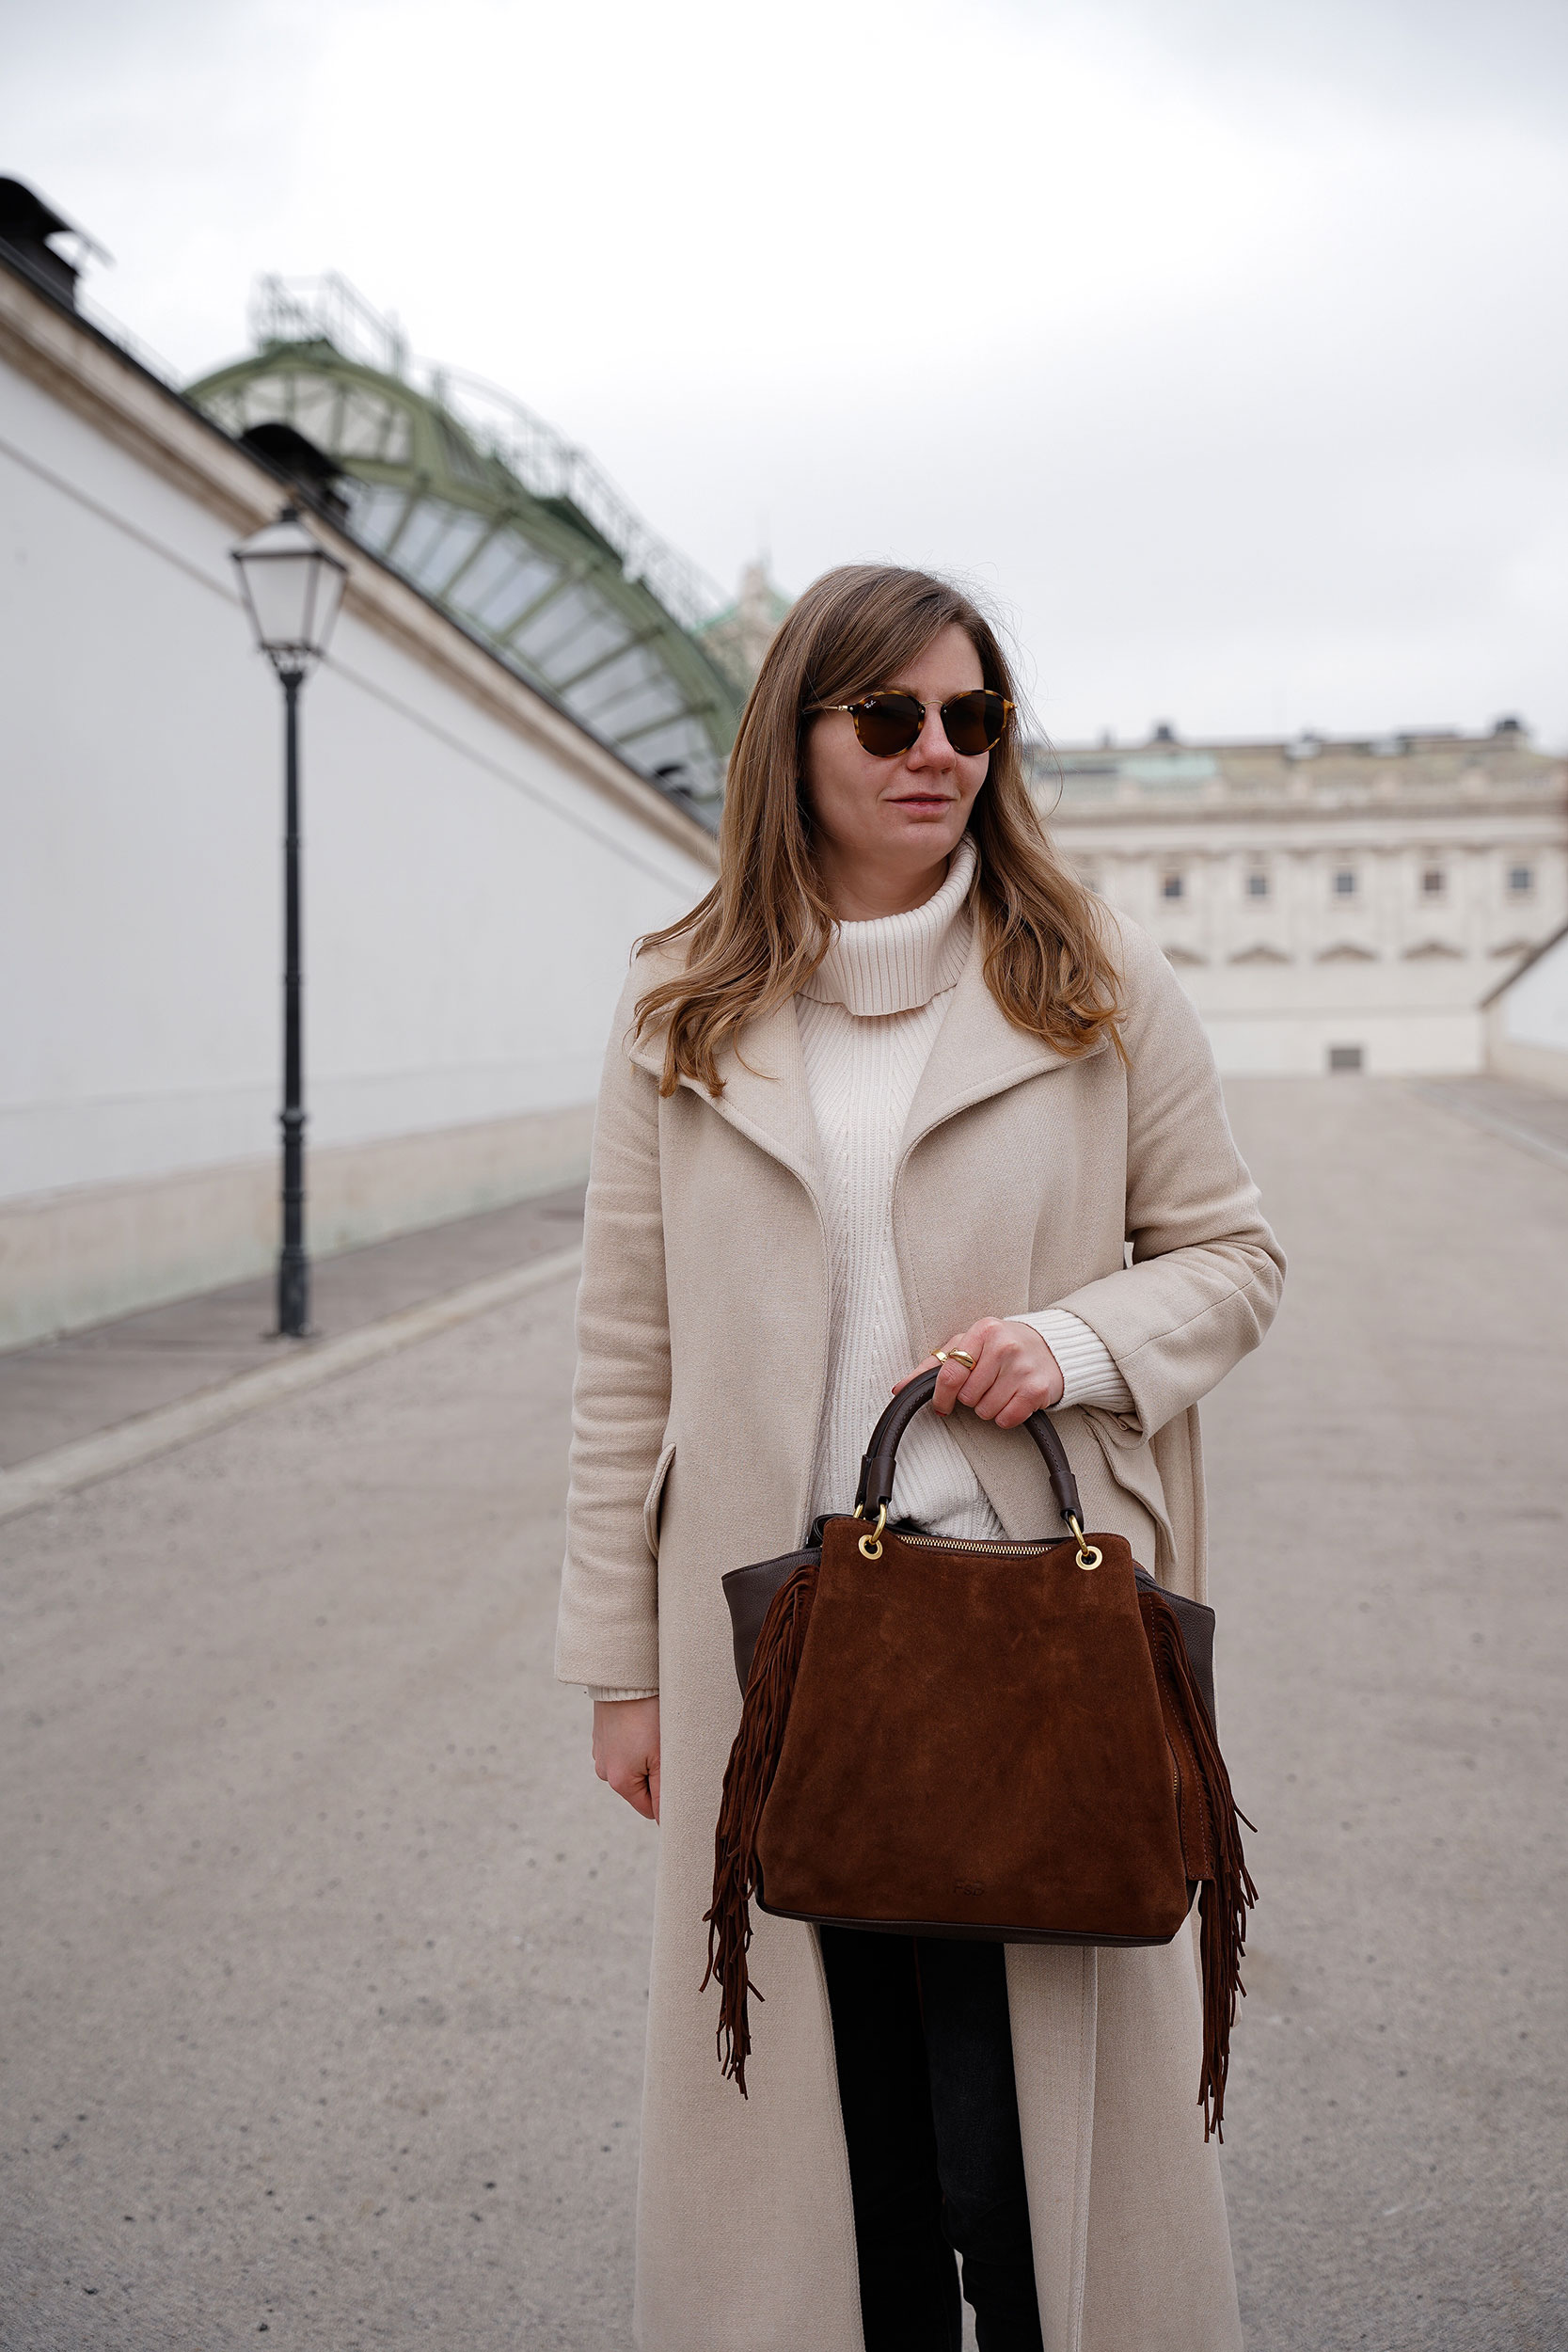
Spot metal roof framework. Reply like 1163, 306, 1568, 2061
188, 277, 742, 818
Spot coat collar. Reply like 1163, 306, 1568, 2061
626, 923, 1099, 1197
628, 987, 822, 1198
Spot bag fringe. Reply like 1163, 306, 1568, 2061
702, 1561, 818, 2096
1141, 1590, 1258, 2141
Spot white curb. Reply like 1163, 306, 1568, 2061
0, 1245, 582, 1526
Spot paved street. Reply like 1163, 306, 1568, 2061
1212, 1078, 1566, 2352
1, 1077, 1563, 2351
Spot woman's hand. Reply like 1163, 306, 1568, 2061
893, 1318, 1065, 1429
593, 1695, 661, 1823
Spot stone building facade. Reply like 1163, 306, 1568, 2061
1037, 723, 1568, 1074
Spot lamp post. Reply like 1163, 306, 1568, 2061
230, 506, 348, 1338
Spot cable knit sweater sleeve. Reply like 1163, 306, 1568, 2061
1011, 1308, 1133, 1413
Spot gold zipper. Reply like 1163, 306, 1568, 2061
890, 1531, 1069, 1557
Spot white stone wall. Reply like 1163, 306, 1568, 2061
1495, 928, 1568, 1052
0, 302, 716, 1343
1485, 928, 1568, 1095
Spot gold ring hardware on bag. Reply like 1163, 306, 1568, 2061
1067, 1514, 1103, 1571
853, 1502, 888, 1561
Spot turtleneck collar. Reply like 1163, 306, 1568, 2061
800, 833, 977, 1016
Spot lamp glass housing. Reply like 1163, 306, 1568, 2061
231, 506, 348, 676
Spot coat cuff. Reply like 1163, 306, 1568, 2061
585, 1685, 659, 1703
1012, 1309, 1133, 1413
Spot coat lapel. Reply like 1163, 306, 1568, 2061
629, 992, 821, 1203
898, 924, 1090, 1167
626, 922, 1103, 1213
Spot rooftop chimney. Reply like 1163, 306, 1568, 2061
0, 178, 90, 310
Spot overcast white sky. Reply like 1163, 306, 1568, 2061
4, 0, 1566, 746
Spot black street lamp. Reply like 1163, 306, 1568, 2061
230, 506, 348, 1339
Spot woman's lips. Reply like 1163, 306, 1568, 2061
890, 793, 952, 809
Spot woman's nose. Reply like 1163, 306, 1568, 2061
907, 708, 957, 769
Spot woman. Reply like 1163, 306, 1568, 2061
556, 564, 1283, 2352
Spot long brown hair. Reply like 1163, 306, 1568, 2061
637, 564, 1121, 1094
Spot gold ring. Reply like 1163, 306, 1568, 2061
940, 1348, 978, 1372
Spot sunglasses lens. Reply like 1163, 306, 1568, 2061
850, 694, 924, 756
942, 691, 1008, 755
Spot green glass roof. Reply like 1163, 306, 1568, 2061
188, 277, 742, 820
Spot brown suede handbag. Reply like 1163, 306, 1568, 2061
704, 1368, 1255, 2137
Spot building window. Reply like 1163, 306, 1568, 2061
1508, 864, 1535, 897
1244, 868, 1269, 899
1420, 866, 1445, 898
1161, 870, 1185, 901
1328, 1044, 1364, 1073
1332, 867, 1357, 898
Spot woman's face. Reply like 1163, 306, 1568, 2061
803, 624, 990, 903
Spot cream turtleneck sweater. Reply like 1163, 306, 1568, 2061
587, 834, 1132, 1702
795, 833, 1129, 1539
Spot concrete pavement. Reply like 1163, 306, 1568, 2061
1213, 1077, 1566, 2352
1, 1263, 651, 2350
1, 1078, 1563, 2349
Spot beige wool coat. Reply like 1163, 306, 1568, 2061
555, 908, 1285, 2352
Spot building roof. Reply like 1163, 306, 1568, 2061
1035, 721, 1566, 823
187, 276, 743, 821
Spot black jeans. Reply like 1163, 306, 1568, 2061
820, 1926, 1044, 2352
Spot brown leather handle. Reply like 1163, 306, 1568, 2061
852, 1367, 1085, 1533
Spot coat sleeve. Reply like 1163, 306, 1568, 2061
1051, 922, 1285, 1443
554, 968, 669, 1692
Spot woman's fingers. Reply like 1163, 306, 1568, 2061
931, 1337, 981, 1416
924, 1320, 1065, 1422
893, 1320, 1064, 1424
925, 1318, 1006, 1416
891, 1341, 990, 1400
991, 1370, 1059, 1428
593, 1697, 661, 1824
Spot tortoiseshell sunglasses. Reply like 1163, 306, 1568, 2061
809, 689, 1013, 759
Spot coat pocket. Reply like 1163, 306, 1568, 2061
642, 1441, 676, 1559
1080, 1414, 1175, 1581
